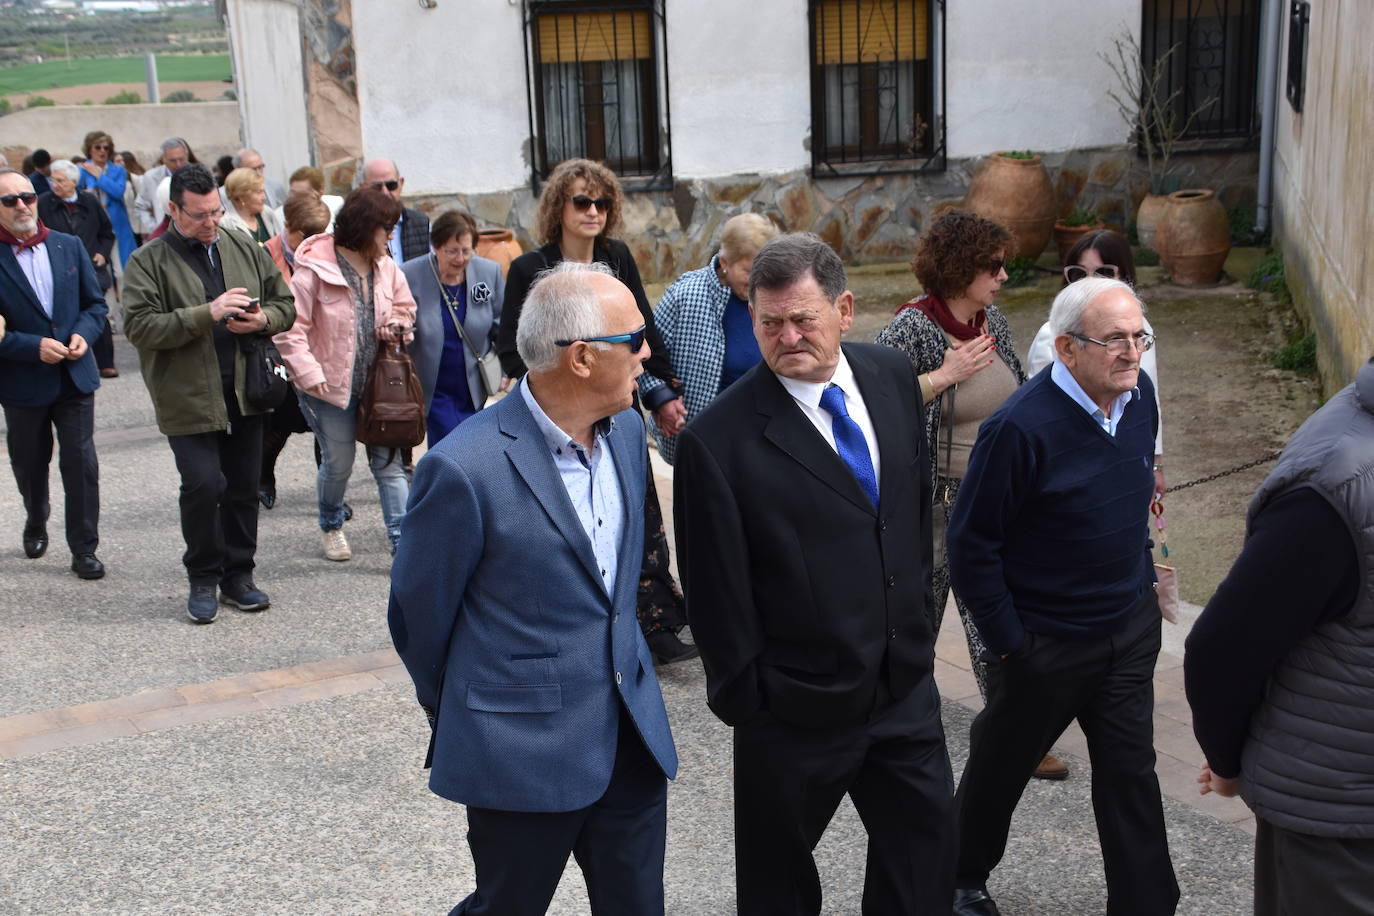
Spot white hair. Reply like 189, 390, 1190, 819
49, 159, 80, 182
232, 147, 259, 168
1048, 277, 1145, 341
516, 261, 616, 373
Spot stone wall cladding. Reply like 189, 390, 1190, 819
406, 147, 1257, 283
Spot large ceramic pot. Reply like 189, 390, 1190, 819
475, 228, 523, 279
1053, 220, 1105, 265
1135, 193, 1169, 250
965, 153, 1057, 260
1155, 189, 1231, 286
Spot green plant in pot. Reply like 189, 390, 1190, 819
1053, 207, 1105, 265
1101, 31, 1217, 249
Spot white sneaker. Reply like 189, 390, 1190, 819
322, 528, 351, 561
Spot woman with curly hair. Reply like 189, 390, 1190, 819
875, 211, 1065, 780
495, 158, 696, 665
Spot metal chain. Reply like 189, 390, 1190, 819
1168, 451, 1282, 493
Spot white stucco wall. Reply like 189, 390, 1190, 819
667, 0, 811, 178
1273, 0, 1374, 388
225, 0, 311, 189
352, 1, 530, 195
944, 0, 1138, 158
0, 101, 242, 167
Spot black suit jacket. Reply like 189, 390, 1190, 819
399, 206, 431, 264
36, 191, 115, 286
674, 342, 937, 729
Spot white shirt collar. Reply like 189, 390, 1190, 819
774, 350, 860, 408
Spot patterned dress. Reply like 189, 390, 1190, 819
874, 304, 1026, 697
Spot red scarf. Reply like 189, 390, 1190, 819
0, 217, 51, 252
896, 293, 986, 342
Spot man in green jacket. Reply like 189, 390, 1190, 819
123, 163, 295, 623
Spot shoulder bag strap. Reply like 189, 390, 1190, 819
430, 254, 487, 361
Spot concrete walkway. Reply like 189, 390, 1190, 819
0, 336, 1256, 914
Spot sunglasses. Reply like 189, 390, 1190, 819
555, 324, 647, 352
984, 258, 1007, 275
0, 192, 38, 208
369, 180, 400, 191
569, 194, 611, 213
92, 144, 112, 151
1064, 264, 1121, 283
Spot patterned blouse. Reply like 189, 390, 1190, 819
337, 252, 377, 398
874, 303, 1026, 485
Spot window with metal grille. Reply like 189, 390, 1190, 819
808, 0, 944, 177
1141, 0, 1263, 148
524, 0, 671, 188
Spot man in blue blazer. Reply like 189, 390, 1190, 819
389, 260, 678, 915
0, 170, 108, 577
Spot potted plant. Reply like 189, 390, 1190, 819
965, 151, 1057, 259
1101, 32, 1217, 249
1053, 208, 1105, 265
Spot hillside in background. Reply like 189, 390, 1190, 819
0, 2, 226, 67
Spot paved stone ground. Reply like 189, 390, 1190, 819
0, 333, 1259, 914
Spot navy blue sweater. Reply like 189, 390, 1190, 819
947, 367, 1158, 654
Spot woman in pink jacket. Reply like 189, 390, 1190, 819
275, 188, 417, 560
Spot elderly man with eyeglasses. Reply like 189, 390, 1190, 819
228, 148, 287, 209
360, 158, 430, 263
946, 277, 1177, 916
122, 163, 296, 623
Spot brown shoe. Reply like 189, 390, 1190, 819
99, 367, 119, 378
1032, 754, 1069, 780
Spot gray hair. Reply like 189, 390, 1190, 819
231, 147, 260, 168
516, 261, 616, 373
160, 136, 189, 155
49, 159, 80, 182
748, 231, 847, 304
1048, 277, 1145, 341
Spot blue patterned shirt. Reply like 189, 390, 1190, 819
520, 378, 623, 597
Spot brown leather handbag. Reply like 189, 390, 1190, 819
356, 340, 426, 449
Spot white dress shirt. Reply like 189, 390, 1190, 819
774, 351, 882, 488
13, 242, 54, 318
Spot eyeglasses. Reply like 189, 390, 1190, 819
555, 324, 647, 352
0, 192, 38, 208
1069, 332, 1155, 355
369, 180, 400, 192
1064, 264, 1121, 283
179, 206, 225, 222
92, 144, 112, 151
569, 195, 611, 213
984, 258, 1007, 275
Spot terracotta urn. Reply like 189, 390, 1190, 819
475, 228, 523, 279
1155, 189, 1232, 286
1135, 193, 1170, 251
1053, 220, 1105, 266
965, 153, 1056, 260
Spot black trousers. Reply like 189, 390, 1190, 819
92, 322, 115, 372
4, 371, 99, 554
166, 412, 264, 586
733, 679, 956, 916
1255, 817, 1374, 915
955, 590, 1179, 915
452, 705, 668, 916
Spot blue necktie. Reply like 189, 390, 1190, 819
819, 384, 879, 510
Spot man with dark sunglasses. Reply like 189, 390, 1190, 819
361, 158, 430, 263
0, 169, 109, 579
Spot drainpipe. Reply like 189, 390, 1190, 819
1255, 0, 1284, 234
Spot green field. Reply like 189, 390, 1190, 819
0, 55, 231, 94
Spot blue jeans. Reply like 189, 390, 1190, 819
298, 391, 408, 548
